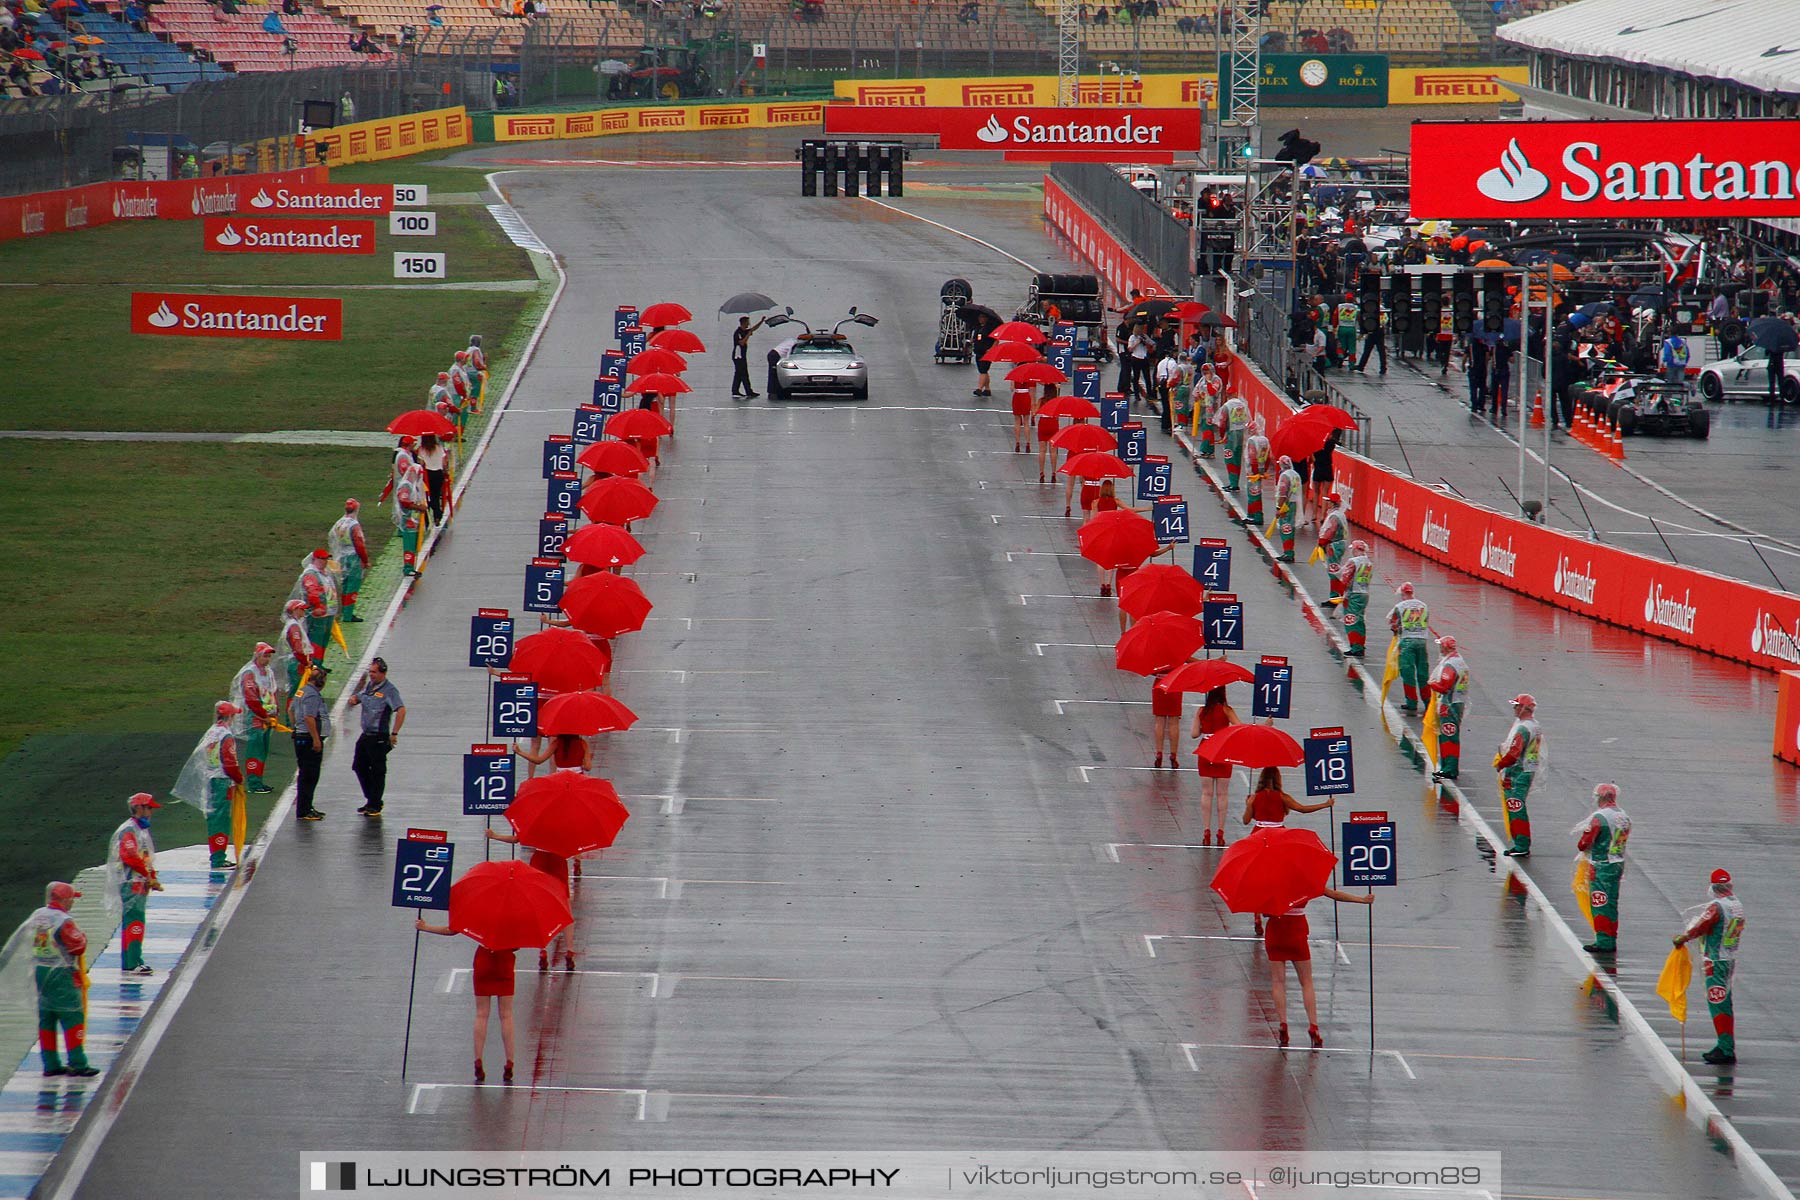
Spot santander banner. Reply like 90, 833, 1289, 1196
0, 168, 328, 243
241, 182, 395, 215
823, 105, 1202, 153
131, 292, 343, 341
1411, 119, 1800, 219
204, 216, 377, 254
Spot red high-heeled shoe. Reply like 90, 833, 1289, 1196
502, 1061, 514, 1084
1309, 1026, 1324, 1049
1277, 1024, 1290, 1047
563, 951, 576, 971
474, 1060, 486, 1083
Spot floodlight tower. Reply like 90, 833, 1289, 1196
1214, 0, 1260, 166
1057, 0, 1080, 106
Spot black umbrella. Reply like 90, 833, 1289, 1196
1629, 283, 1674, 310
1341, 236, 1367, 255
956, 302, 1003, 329
1123, 297, 1180, 323
1575, 301, 1615, 318
719, 292, 779, 314
1749, 317, 1799, 353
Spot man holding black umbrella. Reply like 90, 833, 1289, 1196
730, 315, 765, 398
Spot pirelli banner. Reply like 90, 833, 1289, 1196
311, 107, 472, 167
833, 68, 1524, 109
493, 101, 826, 143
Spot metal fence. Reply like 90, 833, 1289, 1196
1048, 161, 1193, 297
0, 63, 430, 196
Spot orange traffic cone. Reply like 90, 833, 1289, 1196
1529, 391, 1545, 429
1607, 421, 1625, 460
1572, 405, 1589, 444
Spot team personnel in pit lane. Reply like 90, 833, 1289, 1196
1316, 492, 1350, 602
228, 642, 280, 794
1385, 583, 1431, 713
1331, 540, 1374, 657
108, 794, 164, 974
1674, 869, 1746, 1065
1216, 393, 1251, 490
1427, 635, 1468, 781
25, 882, 100, 1076
1272, 455, 1303, 563
1194, 363, 1223, 458
391, 450, 430, 576
1575, 783, 1631, 956
173, 702, 244, 870
1493, 693, 1542, 857
278, 599, 311, 696
1242, 416, 1271, 528
327, 500, 370, 624
466, 335, 488, 410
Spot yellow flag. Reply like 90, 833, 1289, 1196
230, 782, 247, 861
1498, 776, 1514, 845
1379, 636, 1400, 703
331, 618, 349, 656
1572, 859, 1595, 928
1656, 944, 1693, 1024
77, 951, 88, 1018
1421, 694, 1439, 766
1309, 545, 1325, 565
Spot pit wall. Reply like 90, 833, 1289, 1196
1044, 177, 1800, 673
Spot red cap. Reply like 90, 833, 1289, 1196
312, 548, 329, 560
47, 881, 81, 907
129, 792, 161, 810
285, 598, 307, 613
215, 701, 242, 718
399, 435, 417, 448
345, 498, 360, 512
1711, 868, 1732, 886
254, 641, 275, 655
1511, 693, 1536, 709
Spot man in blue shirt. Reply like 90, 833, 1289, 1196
348, 657, 406, 817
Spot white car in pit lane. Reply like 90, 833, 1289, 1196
1697, 345, 1800, 404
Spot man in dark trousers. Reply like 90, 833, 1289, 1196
348, 656, 406, 817
1490, 336, 1515, 420
730, 314, 766, 398
1355, 306, 1387, 375
289, 663, 331, 821
1467, 335, 1489, 416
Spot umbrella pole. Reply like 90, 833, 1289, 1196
485, 816, 492, 863
483, 672, 493, 744
1330, 819, 1340, 945
400, 926, 422, 1082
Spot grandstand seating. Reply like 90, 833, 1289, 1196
2, 8, 227, 93
118, 0, 387, 73
312, 0, 652, 58
1029, 0, 1484, 59
716, 0, 1050, 54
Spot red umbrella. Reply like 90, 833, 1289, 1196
1006, 362, 1067, 385
1057, 450, 1131, 479
505, 773, 631, 858
1196, 723, 1305, 768
1049, 423, 1117, 453
1160, 658, 1255, 693
579, 476, 658, 525
559, 572, 653, 638
385, 409, 455, 437
561, 523, 646, 568
627, 348, 688, 376
1114, 611, 1204, 675
1078, 509, 1160, 571
1118, 564, 1206, 619
1292, 404, 1357, 431
1173, 301, 1210, 321
537, 691, 638, 736
640, 302, 692, 326
1268, 418, 1334, 464
508, 628, 611, 692
576, 439, 650, 477
649, 329, 705, 354
983, 341, 1042, 364
1211, 826, 1337, 914
13, 47, 45, 60
606, 409, 673, 440
991, 321, 1046, 344
623, 373, 689, 396
447, 860, 573, 950
1037, 395, 1101, 419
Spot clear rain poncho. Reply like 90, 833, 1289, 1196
287, 554, 340, 618
171, 723, 233, 819
104, 815, 158, 929
227, 658, 278, 736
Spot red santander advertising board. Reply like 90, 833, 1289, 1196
203, 216, 377, 255
131, 292, 343, 341
1411, 119, 1800, 219
824, 105, 1201, 154
240, 181, 395, 215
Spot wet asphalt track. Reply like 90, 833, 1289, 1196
68, 132, 1800, 1200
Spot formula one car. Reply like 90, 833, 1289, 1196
1607, 379, 1710, 438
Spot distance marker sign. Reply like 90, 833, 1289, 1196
1304, 727, 1355, 796
462, 744, 515, 816
391, 829, 453, 910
